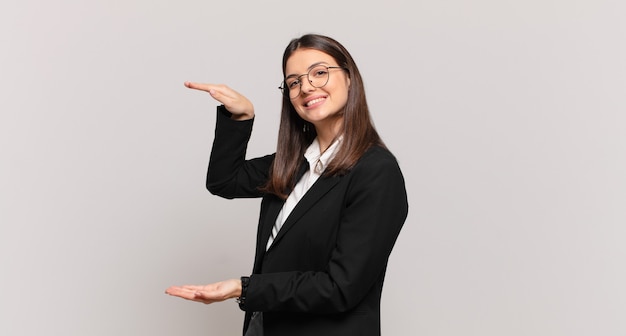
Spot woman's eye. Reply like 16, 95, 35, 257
313, 69, 328, 77
288, 80, 300, 89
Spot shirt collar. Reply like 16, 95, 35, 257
304, 135, 343, 174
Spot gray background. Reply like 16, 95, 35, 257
1, 0, 625, 335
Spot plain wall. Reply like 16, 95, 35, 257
1, 0, 625, 335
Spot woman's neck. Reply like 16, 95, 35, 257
313, 117, 343, 152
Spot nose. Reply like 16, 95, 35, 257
299, 77, 316, 93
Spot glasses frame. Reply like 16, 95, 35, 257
279, 65, 347, 99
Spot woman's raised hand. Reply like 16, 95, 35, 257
184, 82, 254, 120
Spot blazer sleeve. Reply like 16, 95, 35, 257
242, 148, 409, 313
206, 105, 274, 199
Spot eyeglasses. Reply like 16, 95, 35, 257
279, 65, 346, 99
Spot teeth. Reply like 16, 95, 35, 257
306, 98, 325, 107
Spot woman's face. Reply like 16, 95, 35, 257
284, 48, 350, 131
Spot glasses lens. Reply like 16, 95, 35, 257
283, 78, 300, 99
282, 66, 332, 99
308, 66, 329, 89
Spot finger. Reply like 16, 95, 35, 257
169, 293, 212, 304
184, 82, 234, 97
184, 82, 217, 93
184, 82, 237, 106
181, 285, 205, 291
166, 286, 192, 295
165, 290, 195, 300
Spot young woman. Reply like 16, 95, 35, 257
166, 34, 408, 336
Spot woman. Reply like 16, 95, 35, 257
166, 34, 408, 336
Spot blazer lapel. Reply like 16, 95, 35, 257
254, 159, 308, 268
268, 173, 342, 250
256, 197, 283, 260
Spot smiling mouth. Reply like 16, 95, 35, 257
305, 97, 326, 107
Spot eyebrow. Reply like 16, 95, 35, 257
285, 61, 330, 78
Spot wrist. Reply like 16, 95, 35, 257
231, 112, 254, 121
236, 276, 250, 306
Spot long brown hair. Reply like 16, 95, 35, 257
262, 34, 385, 199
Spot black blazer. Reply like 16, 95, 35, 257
207, 106, 408, 336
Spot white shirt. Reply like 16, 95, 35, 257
266, 136, 343, 250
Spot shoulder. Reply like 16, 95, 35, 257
344, 145, 408, 208
347, 145, 405, 184
355, 145, 402, 171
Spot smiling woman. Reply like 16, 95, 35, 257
281, 51, 350, 148
165, 34, 408, 336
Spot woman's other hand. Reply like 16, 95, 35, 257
184, 82, 254, 120
165, 278, 242, 304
